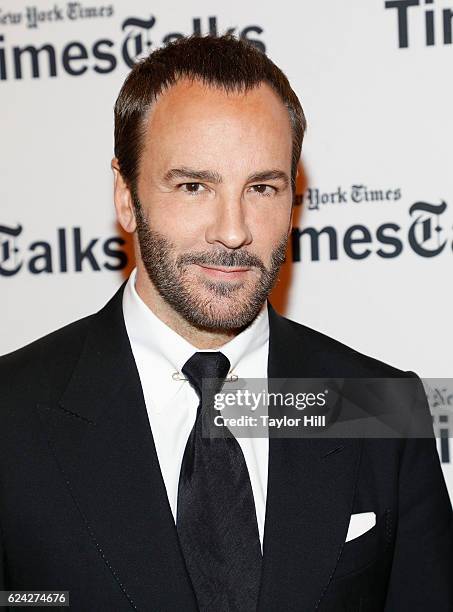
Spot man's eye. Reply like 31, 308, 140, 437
250, 184, 276, 196
180, 183, 206, 194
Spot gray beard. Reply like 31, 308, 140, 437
134, 201, 288, 332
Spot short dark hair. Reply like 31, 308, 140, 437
114, 34, 306, 199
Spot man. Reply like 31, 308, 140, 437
0, 35, 451, 612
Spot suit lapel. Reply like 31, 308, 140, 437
36, 284, 197, 611
257, 302, 362, 611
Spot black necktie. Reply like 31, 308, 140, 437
176, 351, 262, 612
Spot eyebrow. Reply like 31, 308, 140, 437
163, 167, 223, 184
163, 167, 289, 187
246, 170, 289, 187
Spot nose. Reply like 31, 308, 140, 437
205, 194, 252, 249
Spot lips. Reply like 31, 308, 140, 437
197, 264, 250, 279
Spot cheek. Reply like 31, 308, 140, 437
249, 206, 291, 263
248, 204, 291, 243
145, 202, 207, 249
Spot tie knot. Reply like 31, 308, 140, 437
182, 351, 231, 400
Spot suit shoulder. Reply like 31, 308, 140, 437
279, 314, 409, 378
0, 314, 93, 367
0, 313, 95, 402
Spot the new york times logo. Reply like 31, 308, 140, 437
385, 0, 453, 48
0, 14, 265, 80
291, 201, 450, 262
0, 224, 127, 275
295, 184, 402, 210
1, 4, 115, 29
426, 382, 452, 463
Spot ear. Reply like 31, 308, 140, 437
111, 158, 137, 233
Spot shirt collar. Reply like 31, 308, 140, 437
122, 268, 269, 378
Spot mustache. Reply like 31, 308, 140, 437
177, 249, 267, 273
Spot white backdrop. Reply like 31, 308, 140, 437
1, 0, 452, 498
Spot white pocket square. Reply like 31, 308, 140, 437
345, 512, 376, 542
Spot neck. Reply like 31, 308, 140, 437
134, 266, 250, 349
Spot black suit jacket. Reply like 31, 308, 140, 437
0, 283, 452, 611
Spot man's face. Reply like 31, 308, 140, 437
131, 78, 293, 331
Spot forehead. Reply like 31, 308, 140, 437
141, 78, 293, 169
148, 77, 290, 123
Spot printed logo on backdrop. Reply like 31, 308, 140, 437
0, 224, 127, 275
292, 187, 452, 262
385, 0, 453, 48
424, 380, 453, 464
0, 5, 265, 80
0, 223, 22, 275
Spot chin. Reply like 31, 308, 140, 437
180, 290, 263, 331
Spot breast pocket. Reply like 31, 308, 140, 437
333, 508, 393, 579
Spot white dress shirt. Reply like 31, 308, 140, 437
122, 268, 269, 549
